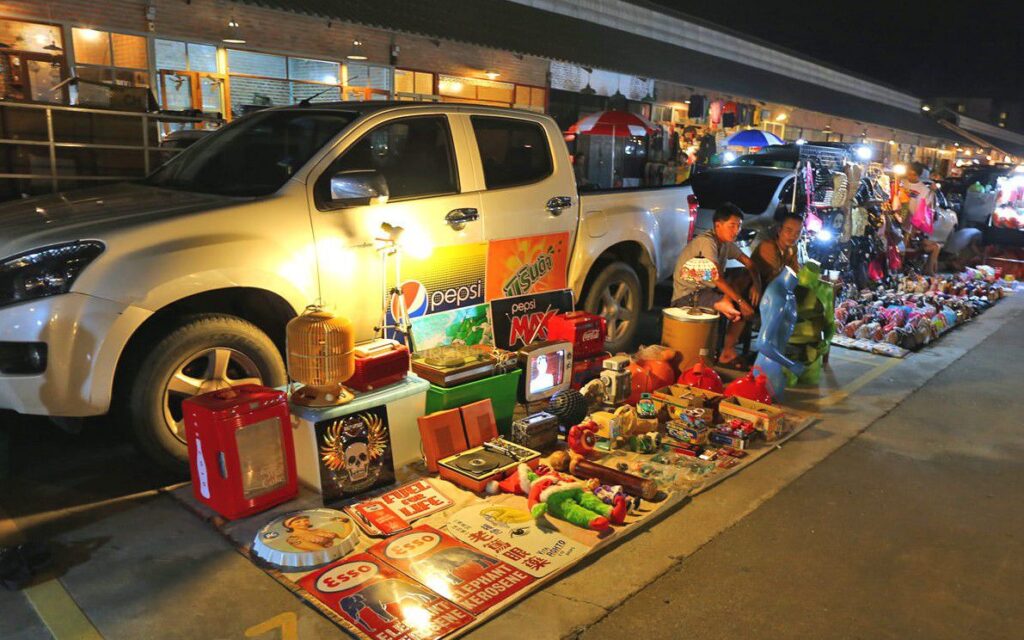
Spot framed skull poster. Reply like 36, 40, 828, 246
315, 405, 396, 503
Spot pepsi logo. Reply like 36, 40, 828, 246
391, 280, 429, 319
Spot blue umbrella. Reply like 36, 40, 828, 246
724, 129, 784, 147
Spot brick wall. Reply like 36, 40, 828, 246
0, 0, 549, 86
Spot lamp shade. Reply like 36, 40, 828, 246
287, 306, 355, 406
681, 255, 719, 284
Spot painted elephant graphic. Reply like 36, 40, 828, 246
339, 580, 433, 631
418, 547, 500, 586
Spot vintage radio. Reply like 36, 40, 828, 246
411, 344, 496, 388
347, 339, 410, 392
438, 438, 541, 493
544, 311, 607, 359
510, 411, 559, 452
184, 385, 297, 520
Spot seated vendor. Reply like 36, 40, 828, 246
672, 203, 762, 367
752, 207, 803, 287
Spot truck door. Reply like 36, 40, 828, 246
464, 113, 579, 300
307, 112, 484, 343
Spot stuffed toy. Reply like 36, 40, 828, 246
486, 463, 626, 531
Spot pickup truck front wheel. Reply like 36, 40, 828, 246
583, 261, 642, 353
122, 314, 287, 472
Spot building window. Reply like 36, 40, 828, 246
343, 62, 391, 101
426, 73, 546, 110
72, 28, 149, 88
395, 69, 436, 100
155, 39, 218, 73
0, 19, 69, 103
226, 49, 390, 116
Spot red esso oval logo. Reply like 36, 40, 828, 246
384, 532, 442, 560
315, 561, 378, 592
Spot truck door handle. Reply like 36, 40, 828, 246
445, 207, 479, 230
546, 196, 573, 216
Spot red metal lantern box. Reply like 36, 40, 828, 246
544, 311, 607, 359
184, 385, 298, 520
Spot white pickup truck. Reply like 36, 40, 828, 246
0, 102, 695, 468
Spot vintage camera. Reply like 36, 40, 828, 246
599, 366, 632, 406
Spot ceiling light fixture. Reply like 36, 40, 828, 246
346, 39, 367, 61
222, 17, 246, 44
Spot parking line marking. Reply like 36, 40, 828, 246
816, 357, 902, 408
246, 612, 298, 640
24, 580, 104, 640
0, 504, 104, 640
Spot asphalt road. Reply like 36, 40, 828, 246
581, 305, 1024, 639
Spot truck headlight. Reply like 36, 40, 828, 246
0, 241, 104, 307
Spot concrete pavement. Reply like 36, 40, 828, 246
581, 300, 1024, 640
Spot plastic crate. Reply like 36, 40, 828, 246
425, 369, 522, 436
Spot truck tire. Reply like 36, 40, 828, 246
583, 261, 642, 353
121, 314, 287, 473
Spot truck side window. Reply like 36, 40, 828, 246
470, 116, 553, 189
316, 116, 458, 206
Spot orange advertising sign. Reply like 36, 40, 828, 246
486, 233, 570, 301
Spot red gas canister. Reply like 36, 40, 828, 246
723, 366, 774, 405
678, 351, 724, 393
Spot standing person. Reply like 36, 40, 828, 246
901, 162, 941, 275
672, 203, 762, 367
752, 207, 803, 287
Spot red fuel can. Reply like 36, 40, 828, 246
184, 385, 297, 520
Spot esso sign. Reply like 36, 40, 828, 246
384, 531, 441, 560
315, 561, 378, 592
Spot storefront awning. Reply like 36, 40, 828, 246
936, 120, 1012, 157
243, 0, 962, 145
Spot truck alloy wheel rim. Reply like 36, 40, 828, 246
600, 281, 635, 342
162, 347, 263, 443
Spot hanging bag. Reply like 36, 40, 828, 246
911, 195, 934, 235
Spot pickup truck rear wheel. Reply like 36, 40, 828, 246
583, 261, 642, 353
122, 314, 287, 473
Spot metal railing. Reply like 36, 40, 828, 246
0, 101, 222, 196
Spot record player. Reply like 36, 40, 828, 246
437, 437, 541, 493
411, 344, 496, 388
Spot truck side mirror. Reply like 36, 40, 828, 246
328, 169, 389, 208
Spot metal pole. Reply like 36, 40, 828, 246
142, 114, 151, 175
45, 108, 58, 192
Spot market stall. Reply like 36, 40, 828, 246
169, 263, 816, 639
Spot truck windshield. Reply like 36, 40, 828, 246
145, 109, 357, 197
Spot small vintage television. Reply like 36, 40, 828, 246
517, 340, 574, 403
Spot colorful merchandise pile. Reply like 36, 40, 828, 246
832, 268, 1007, 356
174, 306, 813, 640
